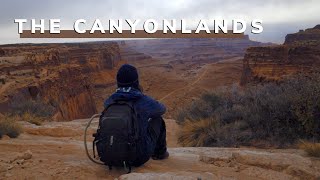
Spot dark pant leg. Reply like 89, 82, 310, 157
148, 116, 167, 155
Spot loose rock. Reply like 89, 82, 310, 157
12, 150, 33, 162
0, 163, 7, 173
1, 135, 11, 140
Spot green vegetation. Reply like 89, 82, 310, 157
177, 72, 320, 147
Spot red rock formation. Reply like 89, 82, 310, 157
241, 25, 320, 85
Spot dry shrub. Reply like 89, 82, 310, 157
0, 115, 23, 138
9, 96, 53, 125
176, 93, 220, 124
10, 96, 55, 118
298, 140, 320, 158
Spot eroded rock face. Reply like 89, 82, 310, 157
241, 25, 320, 85
37, 69, 97, 121
0, 42, 121, 120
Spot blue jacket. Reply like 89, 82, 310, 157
103, 87, 166, 164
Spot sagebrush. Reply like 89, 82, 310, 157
8, 96, 54, 125
177, 72, 320, 147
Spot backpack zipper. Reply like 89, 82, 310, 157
110, 135, 114, 146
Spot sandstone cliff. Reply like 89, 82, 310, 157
241, 25, 320, 85
0, 42, 121, 120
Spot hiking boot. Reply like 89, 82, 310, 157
152, 151, 169, 160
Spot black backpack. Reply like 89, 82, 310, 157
93, 100, 139, 173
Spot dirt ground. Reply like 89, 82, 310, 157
0, 119, 319, 179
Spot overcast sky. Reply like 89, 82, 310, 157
0, 0, 319, 45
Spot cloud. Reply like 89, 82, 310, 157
0, 0, 319, 44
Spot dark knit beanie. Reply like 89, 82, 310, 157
116, 64, 139, 89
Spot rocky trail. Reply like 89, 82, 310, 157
0, 118, 320, 180
159, 65, 208, 102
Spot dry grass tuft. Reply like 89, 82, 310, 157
20, 112, 45, 126
298, 140, 320, 158
178, 119, 216, 147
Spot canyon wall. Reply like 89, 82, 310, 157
241, 25, 320, 85
0, 42, 121, 120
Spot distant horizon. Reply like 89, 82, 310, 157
0, 29, 298, 46
0, 37, 278, 47
0, 28, 309, 46
1, 23, 317, 45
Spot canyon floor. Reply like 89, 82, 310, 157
1, 61, 320, 179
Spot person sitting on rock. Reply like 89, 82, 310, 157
103, 64, 169, 167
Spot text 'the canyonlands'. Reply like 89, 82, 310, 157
14, 19, 263, 38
